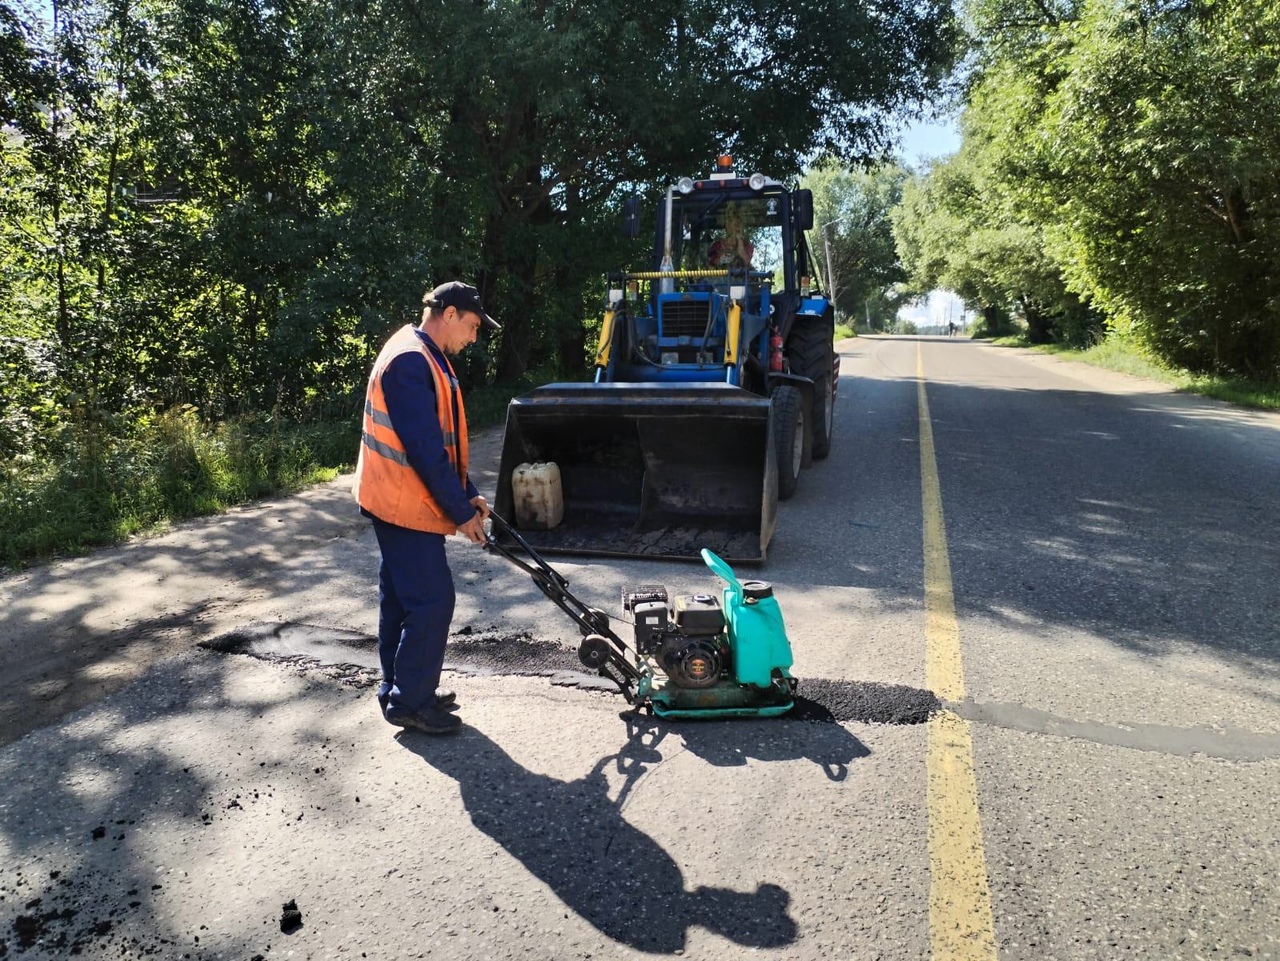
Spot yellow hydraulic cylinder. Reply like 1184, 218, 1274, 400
625, 269, 731, 281
724, 301, 743, 372
594, 310, 616, 371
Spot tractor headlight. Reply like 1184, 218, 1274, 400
677, 177, 694, 194
748, 172, 766, 191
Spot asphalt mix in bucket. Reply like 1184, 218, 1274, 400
496, 522, 762, 564
202, 622, 939, 725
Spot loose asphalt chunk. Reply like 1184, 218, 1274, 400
278, 899, 302, 934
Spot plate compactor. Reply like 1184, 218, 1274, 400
486, 512, 796, 719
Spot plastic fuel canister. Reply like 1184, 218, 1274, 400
511, 461, 564, 530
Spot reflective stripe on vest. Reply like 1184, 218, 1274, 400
352, 324, 471, 533
360, 429, 409, 466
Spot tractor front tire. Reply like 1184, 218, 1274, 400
772, 385, 805, 501
788, 317, 836, 459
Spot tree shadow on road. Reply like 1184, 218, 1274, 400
780, 360, 1280, 683
399, 716, 861, 953
0, 653, 351, 959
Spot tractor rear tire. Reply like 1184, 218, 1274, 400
788, 317, 836, 459
772, 385, 805, 501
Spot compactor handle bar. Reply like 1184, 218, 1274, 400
484, 512, 643, 698
484, 510, 569, 594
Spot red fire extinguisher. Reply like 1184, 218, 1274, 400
769, 327, 785, 372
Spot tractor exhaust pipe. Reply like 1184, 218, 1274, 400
658, 186, 675, 295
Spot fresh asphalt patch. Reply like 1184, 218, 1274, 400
201, 622, 942, 726
790, 679, 940, 725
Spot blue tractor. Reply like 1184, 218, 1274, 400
496, 156, 838, 562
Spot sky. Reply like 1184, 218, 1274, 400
897, 289, 970, 331
894, 116, 962, 169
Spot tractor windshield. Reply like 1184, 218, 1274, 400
671, 192, 786, 282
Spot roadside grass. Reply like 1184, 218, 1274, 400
990, 334, 1280, 411
464, 374, 559, 429
0, 409, 357, 569
835, 323, 856, 340
0, 377, 545, 571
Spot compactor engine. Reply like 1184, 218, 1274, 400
624, 587, 731, 689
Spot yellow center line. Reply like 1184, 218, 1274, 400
918, 344, 998, 960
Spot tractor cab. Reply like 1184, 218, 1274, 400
601, 158, 813, 394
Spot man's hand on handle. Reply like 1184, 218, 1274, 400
456, 495, 490, 544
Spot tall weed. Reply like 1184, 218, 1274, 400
0, 407, 357, 569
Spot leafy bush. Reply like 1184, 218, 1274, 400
0, 408, 357, 569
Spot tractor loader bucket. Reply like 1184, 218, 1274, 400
494, 383, 778, 562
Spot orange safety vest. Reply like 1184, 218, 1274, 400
353, 324, 471, 533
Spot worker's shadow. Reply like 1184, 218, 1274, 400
401, 724, 800, 953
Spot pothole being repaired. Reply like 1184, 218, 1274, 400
201, 621, 941, 726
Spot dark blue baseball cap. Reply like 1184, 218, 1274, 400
424, 281, 501, 331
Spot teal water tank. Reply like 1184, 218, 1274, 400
701, 549, 793, 688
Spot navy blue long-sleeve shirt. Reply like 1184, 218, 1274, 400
369, 328, 478, 526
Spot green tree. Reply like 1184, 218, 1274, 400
804, 160, 911, 330
901, 0, 1280, 371
1, 0, 149, 445
892, 153, 1024, 337
366, 0, 959, 382
1033, 0, 1280, 375
3, 0, 962, 443
892, 0, 1099, 344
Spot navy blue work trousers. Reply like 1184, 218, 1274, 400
371, 517, 455, 714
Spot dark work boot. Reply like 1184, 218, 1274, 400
385, 705, 461, 735
381, 686, 451, 716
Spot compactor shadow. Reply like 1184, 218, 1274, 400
617, 709, 870, 782
401, 724, 808, 953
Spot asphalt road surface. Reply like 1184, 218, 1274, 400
2, 336, 1278, 961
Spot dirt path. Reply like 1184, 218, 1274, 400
0, 429, 507, 748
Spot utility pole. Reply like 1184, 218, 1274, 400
823, 222, 838, 322
819, 217, 848, 326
